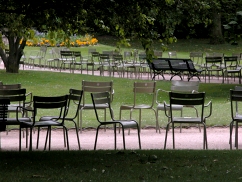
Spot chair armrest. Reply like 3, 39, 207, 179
110, 89, 115, 102
16, 106, 33, 120
25, 92, 33, 108
204, 101, 212, 119
156, 89, 169, 104
163, 101, 171, 119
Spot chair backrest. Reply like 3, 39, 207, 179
88, 48, 96, 56
123, 51, 134, 63
91, 52, 100, 63
82, 80, 113, 105
224, 56, 239, 69
73, 51, 82, 63
33, 95, 68, 124
61, 50, 73, 56
39, 45, 48, 57
113, 54, 124, 65
0, 83, 21, 90
66, 89, 83, 119
91, 92, 112, 123
138, 52, 146, 63
0, 98, 10, 131
133, 81, 156, 107
171, 80, 199, 93
0, 89, 26, 115
230, 89, 242, 119
154, 51, 163, 58
0, 88, 26, 103
205, 56, 223, 68
190, 52, 203, 65
169, 92, 205, 118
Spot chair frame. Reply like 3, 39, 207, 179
223, 56, 241, 84
119, 81, 157, 132
156, 80, 200, 133
79, 80, 114, 133
205, 56, 224, 83
91, 92, 141, 150
229, 89, 242, 149
163, 92, 212, 149
0, 89, 32, 151
29, 95, 69, 151
38, 89, 83, 150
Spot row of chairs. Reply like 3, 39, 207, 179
0, 81, 141, 151
0, 79, 214, 151
3, 81, 242, 150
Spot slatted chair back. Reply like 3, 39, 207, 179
0, 83, 21, 90
171, 80, 199, 93
190, 52, 203, 66
82, 80, 113, 105
91, 92, 112, 123
133, 82, 156, 107
0, 98, 10, 131
33, 95, 68, 124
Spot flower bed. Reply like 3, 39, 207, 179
22, 34, 98, 47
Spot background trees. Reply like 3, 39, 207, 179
0, 0, 242, 73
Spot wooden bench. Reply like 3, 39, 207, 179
149, 58, 203, 81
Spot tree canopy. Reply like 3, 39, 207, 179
0, 0, 242, 73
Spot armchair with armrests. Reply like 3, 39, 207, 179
156, 80, 200, 133
119, 81, 157, 132
163, 92, 212, 149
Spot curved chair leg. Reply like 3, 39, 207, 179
203, 123, 208, 149
36, 127, 41, 149
137, 123, 142, 149
236, 121, 239, 149
121, 125, 125, 150
172, 122, 175, 149
73, 122, 81, 150
64, 126, 69, 151
229, 120, 234, 150
156, 109, 160, 133
94, 125, 101, 150
63, 127, 66, 148
164, 123, 170, 149
114, 124, 117, 150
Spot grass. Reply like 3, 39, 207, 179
0, 69, 236, 129
0, 150, 242, 181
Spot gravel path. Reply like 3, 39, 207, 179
0, 127, 237, 151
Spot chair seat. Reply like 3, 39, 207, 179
133, 104, 153, 109
173, 117, 202, 123
157, 104, 183, 111
233, 116, 242, 121
118, 120, 138, 128
34, 120, 62, 127
227, 69, 241, 73
6, 117, 32, 125
80, 103, 108, 109
39, 116, 58, 121
101, 120, 138, 128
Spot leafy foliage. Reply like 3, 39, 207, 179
223, 11, 242, 45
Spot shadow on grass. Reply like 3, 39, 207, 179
0, 150, 240, 181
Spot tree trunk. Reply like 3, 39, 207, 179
0, 33, 26, 73
209, 12, 225, 44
